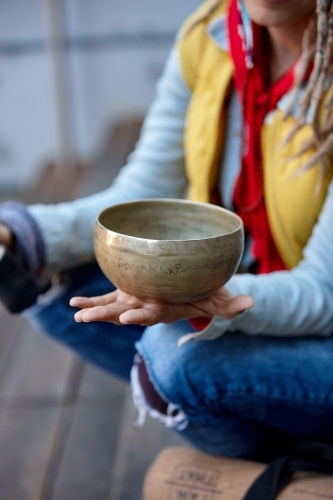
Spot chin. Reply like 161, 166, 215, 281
243, 0, 316, 28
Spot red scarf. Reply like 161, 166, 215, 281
190, 0, 298, 331
228, 0, 295, 274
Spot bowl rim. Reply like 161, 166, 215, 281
96, 198, 243, 244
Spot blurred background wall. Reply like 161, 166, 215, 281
0, 0, 200, 192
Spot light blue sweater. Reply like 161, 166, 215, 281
25, 42, 333, 338
0, 14, 326, 339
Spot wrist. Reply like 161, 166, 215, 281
0, 222, 13, 250
0, 201, 45, 275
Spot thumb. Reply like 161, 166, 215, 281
227, 294, 254, 319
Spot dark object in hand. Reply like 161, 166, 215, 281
0, 245, 41, 313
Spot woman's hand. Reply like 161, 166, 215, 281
70, 287, 254, 327
0, 223, 13, 249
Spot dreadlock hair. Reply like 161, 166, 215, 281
283, 0, 333, 187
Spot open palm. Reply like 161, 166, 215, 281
70, 287, 254, 327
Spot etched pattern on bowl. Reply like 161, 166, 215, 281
94, 199, 244, 304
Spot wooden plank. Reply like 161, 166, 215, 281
0, 304, 80, 500
0, 313, 85, 500
49, 367, 127, 500
50, 405, 123, 500
37, 358, 86, 500
32, 121, 140, 499
0, 319, 75, 401
0, 305, 24, 354
0, 305, 25, 387
0, 118, 148, 500
0, 406, 63, 500
78, 363, 127, 403
109, 386, 187, 500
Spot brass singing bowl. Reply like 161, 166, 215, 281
94, 199, 244, 304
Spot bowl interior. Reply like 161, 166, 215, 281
98, 199, 241, 241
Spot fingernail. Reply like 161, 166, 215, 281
119, 316, 130, 325
238, 306, 252, 315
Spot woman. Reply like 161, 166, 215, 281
0, 0, 333, 462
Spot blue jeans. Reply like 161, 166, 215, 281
27, 262, 333, 462
26, 262, 145, 380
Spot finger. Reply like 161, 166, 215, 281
119, 306, 161, 326
119, 302, 191, 326
73, 309, 84, 322
75, 304, 135, 325
74, 306, 122, 323
70, 290, 119, 308
222, 294, 254, 320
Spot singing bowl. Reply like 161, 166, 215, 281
94, 199, 244, 304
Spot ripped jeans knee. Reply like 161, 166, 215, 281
131, 353, 188, 430
131, 320, 206, 432
131, 323, 333, 461
131, 321, 289, 460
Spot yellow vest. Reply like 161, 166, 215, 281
177, 0, 332, 269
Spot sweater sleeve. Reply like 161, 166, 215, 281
0, 201, 45, 275
28, 48, 191, 275
184, 178, 333, 342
